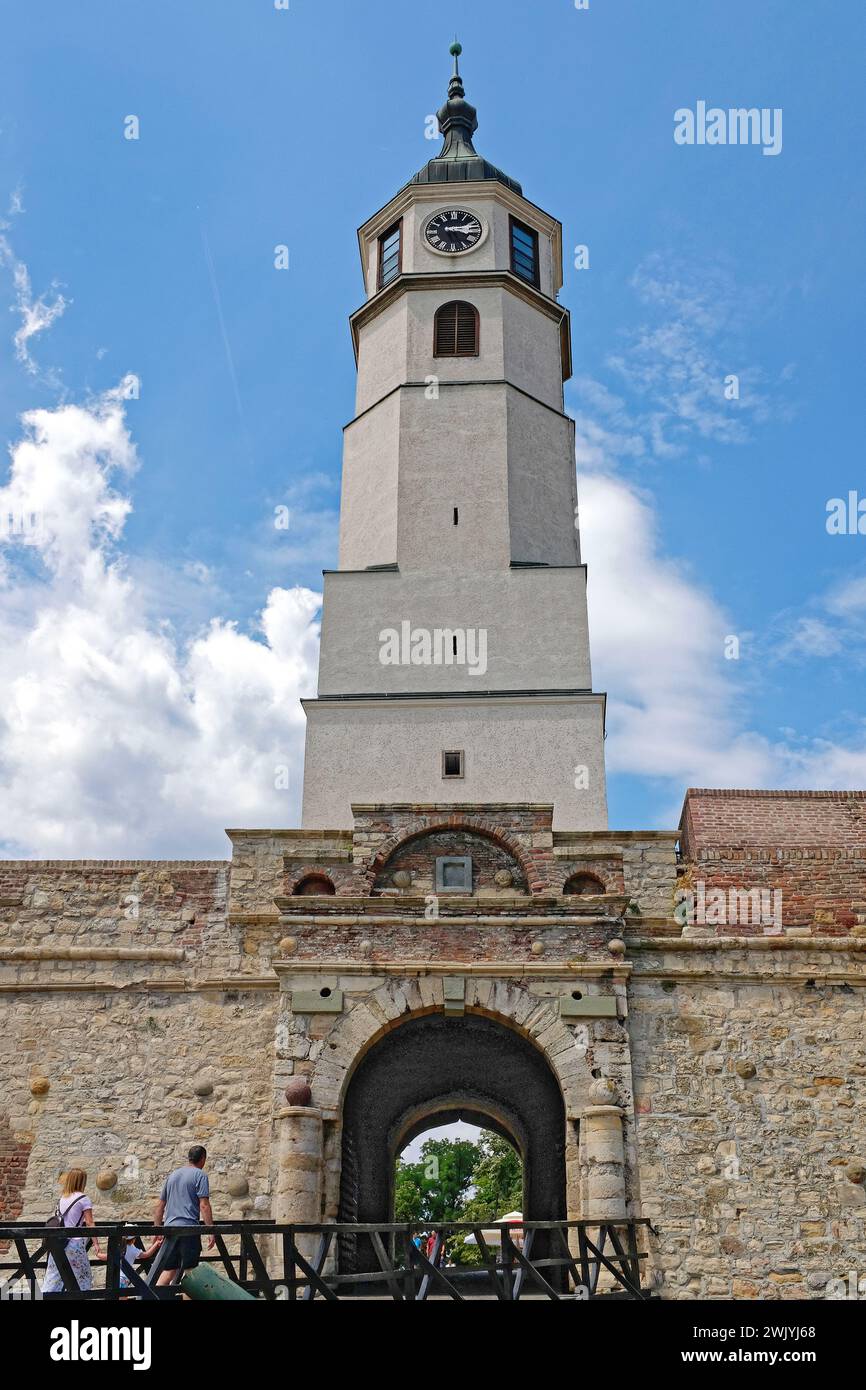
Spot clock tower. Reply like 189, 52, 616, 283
301, 45, 608, 829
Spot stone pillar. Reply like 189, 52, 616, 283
274, 1105, 325, 1263
581, 1104, 627, 1221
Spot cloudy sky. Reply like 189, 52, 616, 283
1, 0, 864, 858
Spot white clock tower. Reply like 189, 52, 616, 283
301, 45, 608, 829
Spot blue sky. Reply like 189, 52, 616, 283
0, 0, 865, 856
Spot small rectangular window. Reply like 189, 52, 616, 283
378, 220, 402, 289
435, 855, 472, 892
510, 217, 539, 286
442, 750, 464, 779
453, 507, 459, 525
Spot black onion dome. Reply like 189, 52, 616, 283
407, 43, 523, 196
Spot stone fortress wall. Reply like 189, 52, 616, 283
1, 790, 864, 1299
633, 790, 866, 1298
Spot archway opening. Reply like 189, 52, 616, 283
563, 871, 605, 895
292, 873, 335, 896
395, 1116, 524, 1269
338, 1012, 566, 1277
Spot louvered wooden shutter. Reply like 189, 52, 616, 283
456, 304, 477, 354
434, 302, 478, 356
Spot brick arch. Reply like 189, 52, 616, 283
563, 871, 606, 896
284, 863, 352, 896
292, 872, 336, 896
364, 815, 534, 892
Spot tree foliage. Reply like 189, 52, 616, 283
393, 1130, 524, 1264
461, 1133, 522, 1221
393, 1137, 479, 1224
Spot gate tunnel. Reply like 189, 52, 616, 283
338, 1012, 567, 1242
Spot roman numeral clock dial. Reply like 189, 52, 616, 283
425, 208, 483, 254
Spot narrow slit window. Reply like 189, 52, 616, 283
453, 507, 459, 525
434, 301, 479, 356
378, 221, 402, 289
510, 217, 539, 286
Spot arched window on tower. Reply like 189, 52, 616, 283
434, 301, 479, 357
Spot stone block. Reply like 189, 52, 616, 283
291, 989, 344, 1015
559, 994, 617, 1020
443, 976, 465, 1017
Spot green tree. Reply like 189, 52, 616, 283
452, 1132, 523, 1268
463, 1132, 523, 1219
394, 1137, 480, 1225
393, 1130, 525, 1267
394, 1158, 428, 1222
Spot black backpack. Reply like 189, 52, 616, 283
46, 1195, 92, 1250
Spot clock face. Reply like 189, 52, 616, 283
425, 209, 483, 255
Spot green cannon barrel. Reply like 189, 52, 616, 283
179, 1266, 256, 1301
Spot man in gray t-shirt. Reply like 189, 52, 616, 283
153, 1145, 215, 1285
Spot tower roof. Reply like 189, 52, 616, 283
406, 43, 523, 196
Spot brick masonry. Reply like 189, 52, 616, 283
0, 1112, 32, 1221
679, 790, 866, 934
681, 789, 866, 850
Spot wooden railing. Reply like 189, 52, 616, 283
0, 1218, 654, 1301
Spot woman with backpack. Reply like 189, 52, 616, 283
41, 1167, 102, 1294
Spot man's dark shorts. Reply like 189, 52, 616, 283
163, 1232, 201, 1271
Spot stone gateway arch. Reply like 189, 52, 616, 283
334, 1010, 567, 1278
338, 1013, 567, 1228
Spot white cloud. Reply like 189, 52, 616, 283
0, 208, 68, 378
10, 260, 68, 374
573, 254, 793, 467
569, 250, 866, 814
769, 570, 866, 666
774, 616, 845, 661
1, 397, 135, 571
825, 575, 866, 618
579, 468, 866, 812
579, 469, 770, 790
183, 559, 214, 585
0, 393, 320, 857
771, 737, 866, 789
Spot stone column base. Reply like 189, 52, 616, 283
273, 1105, 325, 1266
582, 1103, 627, 1221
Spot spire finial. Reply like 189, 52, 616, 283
435, 39, 477, 156
406, 40, 523, 195
448, 39, 464, 99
